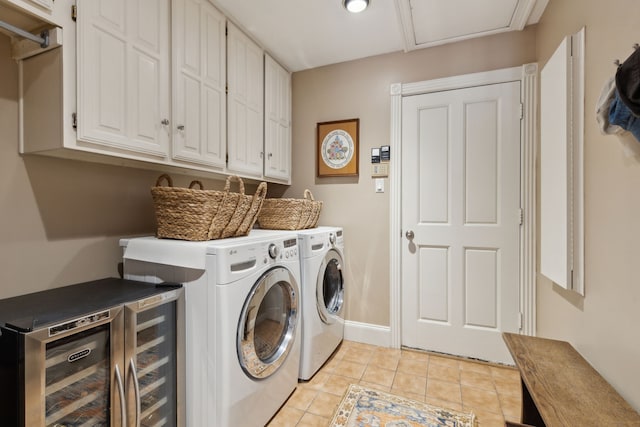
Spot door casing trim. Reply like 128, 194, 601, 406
389, 64, 538, 349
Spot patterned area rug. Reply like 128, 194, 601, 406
330, 384, 477, 427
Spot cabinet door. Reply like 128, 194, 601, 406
264, 54, 291, 182
227, 22, 264, 177
172, 0, 226, 168
23, 0, 52, 11
2, 0, 57, 25
77, 0, 170, 158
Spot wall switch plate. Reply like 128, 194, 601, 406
375, 178, 384, 193
371, 163, 389, 177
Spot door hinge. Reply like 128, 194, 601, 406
225, 84, 228, 95
518, 208, 524, 225
71, 5, 77, 22
570, 269, 574, 289
518, 312, 524, 330
72, 113, 77, 130
519, 102, 524, 120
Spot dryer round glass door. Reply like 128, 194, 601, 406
237, 266, 298, 379
317, 249, 344, 324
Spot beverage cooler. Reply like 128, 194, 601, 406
0, 278, 185, 427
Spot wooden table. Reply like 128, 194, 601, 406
502, 333, 640, 426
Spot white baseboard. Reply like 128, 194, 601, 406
344, 320, 394, 348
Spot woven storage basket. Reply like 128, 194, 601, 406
303, 195, 323, 229
151, 174, 223, 241
151, 174, 267, 241
257, 189, 322, 230
213, 176, 268, 239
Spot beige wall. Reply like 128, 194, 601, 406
0, 34, 235, 299
3, 0, 638, 411
535, 0, 640, 411
288, 28, 537, 326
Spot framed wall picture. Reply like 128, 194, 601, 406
317, 118, 359, 177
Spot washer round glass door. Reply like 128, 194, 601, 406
237, 266, 298, 379
317, 249, 344, 324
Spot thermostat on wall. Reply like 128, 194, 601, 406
381, 145, 390, 161
371, 147, 381, 163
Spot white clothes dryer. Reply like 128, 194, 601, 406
295, 226, 346, 380
120, 233, 301, 427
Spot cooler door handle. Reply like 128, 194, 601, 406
115, 364, 127, 427
130, 358, 141, 427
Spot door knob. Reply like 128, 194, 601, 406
161, 119, 169, 125
177, 125, 185, 131
405, 230, 414, 240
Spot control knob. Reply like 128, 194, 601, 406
268, 243, 280, 259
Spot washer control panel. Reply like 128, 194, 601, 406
282, 238, 298, 259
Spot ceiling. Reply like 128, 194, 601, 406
210, 0, 549, 72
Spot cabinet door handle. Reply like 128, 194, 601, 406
268, 152, 273, 158
177, 125, 185, 131
114, 364, 127, 427
161, 119, 169, 126
130, 358, 141, 427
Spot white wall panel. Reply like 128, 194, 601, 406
540, 28, 584, 294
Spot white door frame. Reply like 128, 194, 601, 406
389, 64, 538, 348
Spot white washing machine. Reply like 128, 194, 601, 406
294, 226, 346, 380
120, 233, 301, 427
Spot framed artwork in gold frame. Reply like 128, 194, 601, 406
317, 118, 359, 177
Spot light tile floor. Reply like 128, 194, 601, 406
268, 340, 522, 427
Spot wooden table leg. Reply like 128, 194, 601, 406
521, 378, 545, 427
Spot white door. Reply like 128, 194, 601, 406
172, 0, 226, 168
401, 81, 521, 364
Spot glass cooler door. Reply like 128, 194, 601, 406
22, 306, 125, 427
124, 288, 184, 427
44, 324, 111, 426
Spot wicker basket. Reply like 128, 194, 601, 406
257, 189, 323, 230
151, 174, 267, 241
212, 176, 268, 239
304, 195, 323, 228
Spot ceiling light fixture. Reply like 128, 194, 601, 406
343, 0, 369, 13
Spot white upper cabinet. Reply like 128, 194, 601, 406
21, 0, 52, 12
226, 22, 264, 177
172, 0, 226, 168
77, 0, 171, 158
1, 0, 58, 25
264, 54, 291, 183
19, 0, 291, 183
